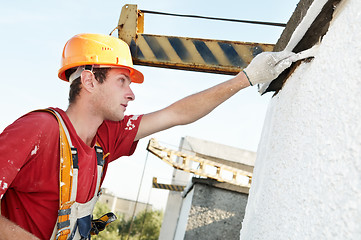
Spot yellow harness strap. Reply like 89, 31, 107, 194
34, 109, 107, 240
36, 109, 74, 239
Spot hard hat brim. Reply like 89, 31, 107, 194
58, 63, 144, 84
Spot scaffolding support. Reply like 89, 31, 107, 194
147, 138, 252, 188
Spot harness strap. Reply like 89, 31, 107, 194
35, 109, 107, 240
49, 109, 79, 204
35, 109, 76, 239
68, 146, 105, 240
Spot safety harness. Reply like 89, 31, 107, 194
37, 109, 114, 240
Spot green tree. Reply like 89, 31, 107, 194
131, 209, 163, 240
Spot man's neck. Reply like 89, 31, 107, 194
65, 104, 104, 147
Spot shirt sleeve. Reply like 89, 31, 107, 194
96, 114, 143, 162
0, 111, 58, 199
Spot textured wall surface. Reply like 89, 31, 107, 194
241, 0, 361, 239
183, 183, 248, 240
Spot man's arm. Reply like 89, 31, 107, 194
135, 71, 249, 140
135, 50, 296, 141
0, 215, 39, 239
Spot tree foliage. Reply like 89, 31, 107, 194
92, 201, 163, 240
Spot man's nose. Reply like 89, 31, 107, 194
126, 86, 135, 101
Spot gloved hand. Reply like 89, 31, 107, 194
243, 50, 297, 86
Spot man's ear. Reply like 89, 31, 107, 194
80, 70, 95, 92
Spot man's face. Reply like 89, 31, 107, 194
93, 68, 135, 121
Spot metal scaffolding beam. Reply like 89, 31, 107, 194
152, 177, 185, 192
147, 138, 252, 188
117, 4, 274, 75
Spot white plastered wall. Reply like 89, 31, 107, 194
240, 0, 361, 239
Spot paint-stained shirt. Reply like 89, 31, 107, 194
0, 108, 142, 239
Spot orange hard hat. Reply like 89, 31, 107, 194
58, 33, 144, 83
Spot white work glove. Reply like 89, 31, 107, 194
243, 51, 297, 86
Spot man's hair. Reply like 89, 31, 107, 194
65, 67, 110, 104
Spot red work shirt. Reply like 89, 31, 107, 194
0, 108, 142, 239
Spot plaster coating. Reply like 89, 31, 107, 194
241, 0, 361, 239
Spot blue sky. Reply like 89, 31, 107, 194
1, 0, 298, 209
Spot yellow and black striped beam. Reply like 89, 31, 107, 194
128, 35, 274, 75
117, 4, 274, 75
152, 177, 185, 192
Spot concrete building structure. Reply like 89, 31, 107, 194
241, 0, 361, 239
175, 178, 249, 240
98, 188, 152, 220
158, 136, 255, 240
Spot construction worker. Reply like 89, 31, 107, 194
0, 33, 296, 240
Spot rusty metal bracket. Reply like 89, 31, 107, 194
117, 4, 274, 75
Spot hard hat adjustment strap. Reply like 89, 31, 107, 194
69, 65, 93, 84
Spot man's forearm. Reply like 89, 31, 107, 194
0, 215, 39, 239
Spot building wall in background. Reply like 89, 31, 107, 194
176, 179, 249, 240
99, 188, 152, 220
